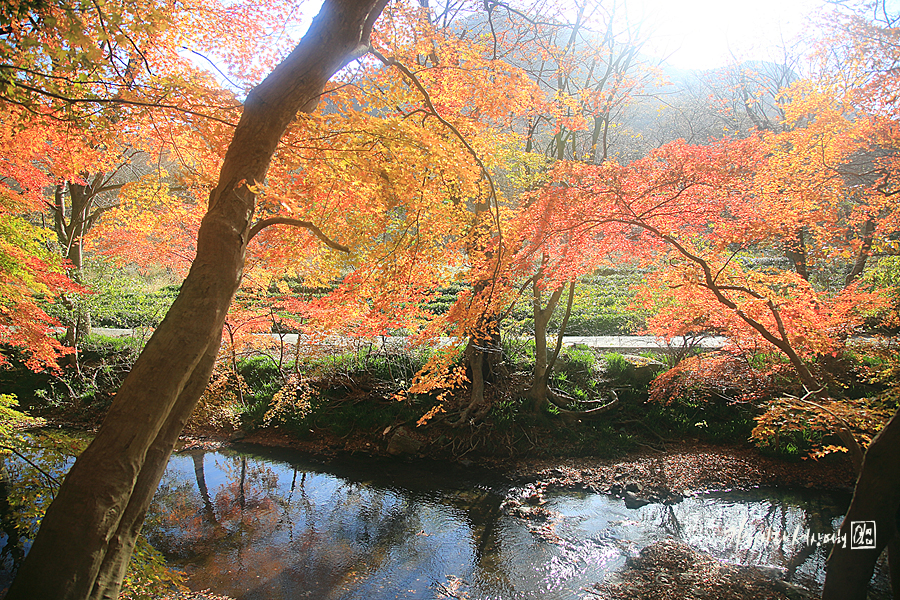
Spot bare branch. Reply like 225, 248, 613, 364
248, 217, 349, 253
181, 47, 243, 90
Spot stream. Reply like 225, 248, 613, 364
141, 444, 884, 600
0, 437, 890, 599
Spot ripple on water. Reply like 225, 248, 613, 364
138, 449, 861, 600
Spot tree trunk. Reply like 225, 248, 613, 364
845, 217, 876, 287
822, 407, 900, 600
88, 341, 219, 600
5, 2, 387, 598
784, 228, 809, 281
532, 277, 565, 382
528, 281, 575, 415
457, 323, 502, 424
58, 181, 94, 348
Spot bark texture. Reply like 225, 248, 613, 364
6, 2, 387, 598
822, 407, 900, 600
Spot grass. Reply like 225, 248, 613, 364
602, 352, 630, 381
505, 271, 648, 337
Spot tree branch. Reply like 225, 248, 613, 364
546, 280, 575, 374
790, 391, 865, 471
368, 48, 501, 241
247, 217, 349, 252
0, 79, 239, 127
0, 444, 61, 490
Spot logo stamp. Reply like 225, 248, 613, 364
850, 521, 876, 550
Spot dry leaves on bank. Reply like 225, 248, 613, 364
588, 539, 813, 600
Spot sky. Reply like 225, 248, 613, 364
188, 0, 898, 86
630, 0, 828, 70
257, 0, 829, 71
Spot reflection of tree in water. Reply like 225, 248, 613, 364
440, 488, 512, 595
641, 490, 846, 587
147, 451, 473, 599
147, 452, 611, 599
191, 452, 217, 525
147, 453, 280, 560
0, 461, 24, 573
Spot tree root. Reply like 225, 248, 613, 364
551, 389, 619, 423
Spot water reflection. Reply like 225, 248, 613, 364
545, 490, 847, 593
147, 449, 501, 599
145, 446, 861, 600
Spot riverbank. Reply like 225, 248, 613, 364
589, 539, 817, 600
508, 441, 857, 496
180, 426, 857, 496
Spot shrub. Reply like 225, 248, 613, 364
649, 353, 773, 406
186, 369, 249, 432
640, 353, 767, 444
262, 377, 314, 429
5, 334, 142, 417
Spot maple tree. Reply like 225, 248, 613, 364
402, 0, 657, 421
520, 3, 899, 589
536, 132, 888, 448
5, 4, 414, 597
0, 109, 155, 353
222, 1, 553, 426
3, 0, 392, 597
0, 0, 299, 365
510, 0, 653, 416
0, 169, 80, 371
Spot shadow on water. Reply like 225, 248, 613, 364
139, 444, 887, 600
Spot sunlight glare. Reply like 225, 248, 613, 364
630, 0, 825, 69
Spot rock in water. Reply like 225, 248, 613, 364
624, 490, 651, 509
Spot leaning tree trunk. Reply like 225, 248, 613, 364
5, 2, 387, 598
822, 407, 900, 600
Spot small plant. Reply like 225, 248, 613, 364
548, 346, 604, 402
491, 397, 524, 426
603, 352, 630, 380
752, 393, 893, 462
